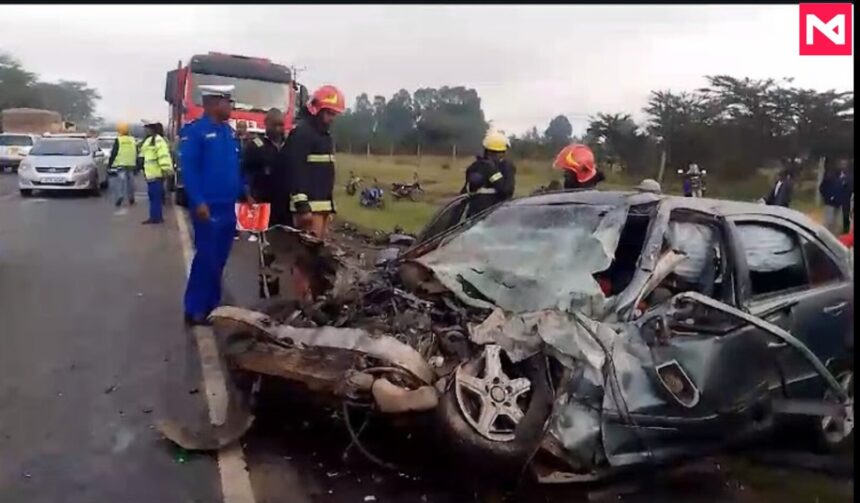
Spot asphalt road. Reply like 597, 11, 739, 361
0, 174, 220, 502
0, 173, 851, 503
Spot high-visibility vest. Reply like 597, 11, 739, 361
114, 135, 137, 168
140, 135, 173, 180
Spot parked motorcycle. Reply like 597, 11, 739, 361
678, 165, 707, 198
391, 172, 425, 201
345, 173, 363, 196
360, 185, 385, 209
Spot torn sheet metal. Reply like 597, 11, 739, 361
415, 204, 627, 314
210, 306, 435, 385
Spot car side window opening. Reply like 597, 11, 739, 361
594, 207, 653, 296
735, 222, 808, 298
802, 236, 843, 286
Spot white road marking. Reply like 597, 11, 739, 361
173, 205, 256, 503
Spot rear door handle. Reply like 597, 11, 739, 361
823, 301, 847, 315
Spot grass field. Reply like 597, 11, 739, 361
332, 153, 823, 233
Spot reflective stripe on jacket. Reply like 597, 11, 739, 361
114, 135, 138, 168
140, 135, 173, 180
287, 117, 336, 214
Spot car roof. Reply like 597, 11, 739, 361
0, 132, 37, 137
39, 136, 88, 141
44, 133, 88, 138
512, 189, 834, 243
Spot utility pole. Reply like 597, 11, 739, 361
290, 65, 307, 84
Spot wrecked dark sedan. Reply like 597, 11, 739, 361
204, 190, 854, 482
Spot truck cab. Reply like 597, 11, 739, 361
164, 52, 308, 206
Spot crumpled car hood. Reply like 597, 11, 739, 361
413, 204, 627, 316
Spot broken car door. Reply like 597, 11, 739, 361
616, 212, 781, 457
731, 217, 853, 397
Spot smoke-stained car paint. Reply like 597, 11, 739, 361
179, 191, 853, 482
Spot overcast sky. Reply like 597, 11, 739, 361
0, 4, 854, 135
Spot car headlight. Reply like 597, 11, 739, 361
18, 160, 33, 172
73, 164, 93, 174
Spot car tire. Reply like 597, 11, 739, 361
434, 346, 553, 478
89, 175, 101, 197
20, 189, 33, 197
99, 176, 109, 189
809, 367, 854, 454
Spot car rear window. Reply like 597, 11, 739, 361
0, 135, 34, 146
97, 138, 116, 150
29, 139, 90, 156
736, 223, 807, 297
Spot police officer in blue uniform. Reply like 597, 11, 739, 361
180, 84, 250, 325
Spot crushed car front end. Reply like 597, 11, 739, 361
198, 191, 853, 482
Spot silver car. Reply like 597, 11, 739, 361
0, 133, 39, 173
17, 137, 108, 197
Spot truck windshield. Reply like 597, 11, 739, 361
0, 135, 34, 146
190, 73, 289, 112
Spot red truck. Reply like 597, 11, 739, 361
164, 52, 308, 205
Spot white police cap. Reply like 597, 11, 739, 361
198, 85, 235, 99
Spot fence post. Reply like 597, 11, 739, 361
656, 149, 667, 183
366, 143, 371, 158
417, 144, 421, 167
815, 156, 826, 206
452, 143, 457, 164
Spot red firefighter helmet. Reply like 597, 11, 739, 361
307, 85, 346, 116
553, 143, 596, 183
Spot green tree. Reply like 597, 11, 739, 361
544, 114, 572, 151
0, 53, 42, 111
32, 80, 101, 124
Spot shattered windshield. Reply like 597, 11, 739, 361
416, 203, 628, 314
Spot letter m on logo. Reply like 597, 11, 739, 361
800, 3, 853, 55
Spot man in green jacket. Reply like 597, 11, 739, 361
139, 120, 174, 224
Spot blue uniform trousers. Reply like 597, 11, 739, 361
147, 179, 164, 222
184, 203, 236, 319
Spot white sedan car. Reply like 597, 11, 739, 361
17, 136, 108, 197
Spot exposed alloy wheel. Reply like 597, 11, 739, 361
816, 370, 854, 452
454, 345, 533, 442
435, 344, 553, 477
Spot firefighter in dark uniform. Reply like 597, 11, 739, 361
242, 108, 291, 226
286, 84, 345, 304
458, 130, 516, 220
288, 84, 345, 239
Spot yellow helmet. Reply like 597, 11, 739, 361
482, 130, 509, 152
117, 122, 129, 135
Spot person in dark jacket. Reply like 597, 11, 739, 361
820, 159, 853, 234
457, 131, 516, 220
288, 85, 344, 239
553, 143, 604, 189
242, 108, 291, 227
764, 167, 795, 207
